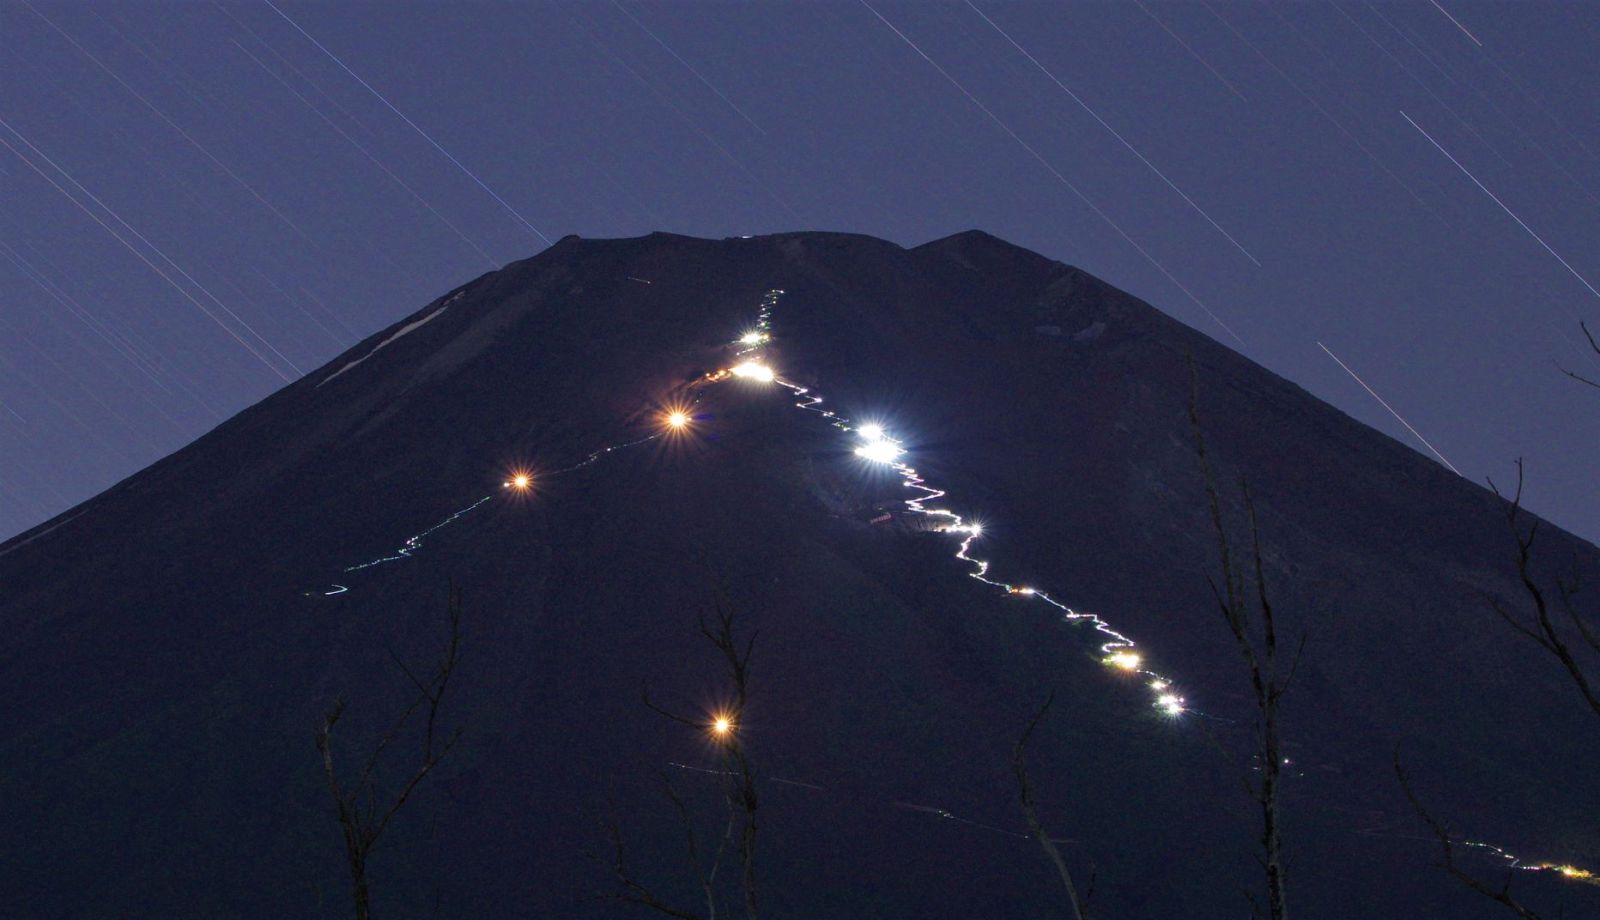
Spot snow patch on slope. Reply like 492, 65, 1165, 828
317, 300, 453, 388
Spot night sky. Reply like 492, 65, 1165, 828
3, 1, 1597, 544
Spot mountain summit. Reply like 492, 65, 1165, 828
3, 230, 1595, 918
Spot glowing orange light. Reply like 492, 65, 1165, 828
667, 411, 690, 429
504, 473, 532, 492
730, 361, 775, 382
1105, 651, 1142, 671
711, 715, 734, 737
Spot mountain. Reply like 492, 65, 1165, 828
2, 230, 1596, 918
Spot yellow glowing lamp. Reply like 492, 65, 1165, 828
504, 473, 532, 492
711, 715, 734, 737
1105, 651, 1142, 671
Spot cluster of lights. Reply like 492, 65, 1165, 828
1104, 651, 1142, 671
1462, 840, 1600, 887
730, 361, 775, 382
853, 423, 905, 464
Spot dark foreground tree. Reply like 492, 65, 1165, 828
1395, 322, 1600, 918
316, 583, 464, 920
602, 592, 760, 920
1191, 364, 1301, 920
1012, 691, 1090, 920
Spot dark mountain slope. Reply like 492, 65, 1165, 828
2, 230, 1595, 918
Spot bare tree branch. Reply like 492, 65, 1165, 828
1190, 359, 1293, 920
1488, 462, 1600, 721
1012, 691, 1089, 920
605, 590, 761, 920
317, 582, 466, 920
1394, 754, 1544, 920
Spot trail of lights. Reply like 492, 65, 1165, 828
732, 290, 1191, 718
315, 420, 676, 594
1460, 839, 1598, 885
341, 494, 495, 574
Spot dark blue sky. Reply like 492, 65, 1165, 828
3, 1, 1597, 543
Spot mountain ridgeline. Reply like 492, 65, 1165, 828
2, 230, 1595, 918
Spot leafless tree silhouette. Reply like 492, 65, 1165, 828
1488, 460, 1600, 722
1190, 363, 1301, 920
316, 583, 464, 920
1012, 690, 1090, 920
602, 592, 760, 920
1394, 754, 1545, 920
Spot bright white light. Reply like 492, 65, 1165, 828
711, 715, 734, 737
854, 441, 904, 464
731, 361, 775, 382
1157, 693, 1185, 716
857, 423, 885, 441
1105, 651, 1142, 671
966, 523, 983, 537
739, 331, 767, 346
504, 473, 532, 491
666, 411, 690, 429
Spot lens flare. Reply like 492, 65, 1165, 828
711, 714, 734, 737
1157, 693, 1186, 716
857, 423, 885, 441
665, 410, 690, 430
503, 472, 533, 492
854, 441, 904, 464
731, 361, 775, 382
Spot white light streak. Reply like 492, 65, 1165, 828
608, 0, 766, 135
1317, 341, 1461, 476
966, 1, 1259, 266
0, 121, 296, 381
1127, 0, 1248, 102
228, 39, 499, 268
858, 0, 1243, 347
263, 0, 551, 245
1424, 0, 1483, 47
1402, 111, 1600, 301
